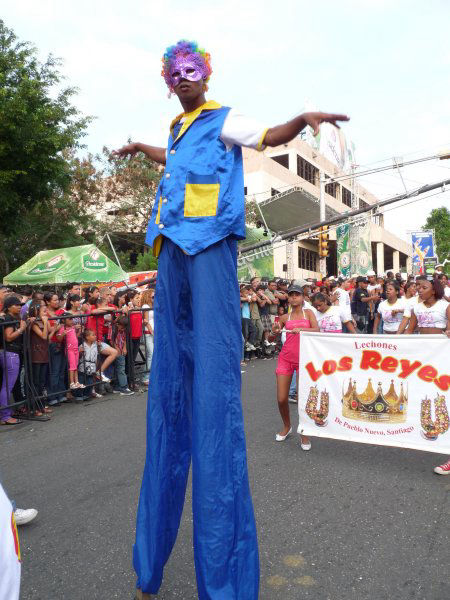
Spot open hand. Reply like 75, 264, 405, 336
302, 112, 350, 136
112, 143, 139, 159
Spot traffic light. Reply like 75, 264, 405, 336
318, 226, 329, 258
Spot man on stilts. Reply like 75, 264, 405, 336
114, 39, 349, 599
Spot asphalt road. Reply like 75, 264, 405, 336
2, 357, 449, 600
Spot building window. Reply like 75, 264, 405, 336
298, 247, 317, 272
359, 198, 369, 210
270, 154, 289, 169
244, 186, 247, 196
325, 181, 339, 198
297, 156, 318, 185
271, 187, 280, 196
342, 187, 352, 207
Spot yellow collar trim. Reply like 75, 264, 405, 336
170, 100, 222, 142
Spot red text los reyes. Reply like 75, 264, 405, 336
305, 344, 449, 392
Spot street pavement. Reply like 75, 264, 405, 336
2, 357, 449, 599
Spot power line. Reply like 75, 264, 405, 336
239, 178, 450, 255
238, 188, 448, 263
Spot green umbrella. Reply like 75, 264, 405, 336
3, 244, 128, 285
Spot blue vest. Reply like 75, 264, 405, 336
145, 101, 246, 256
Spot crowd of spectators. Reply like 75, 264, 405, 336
1, 267, 449, 426
240, 268, 450, 361
0, 283, 155, 425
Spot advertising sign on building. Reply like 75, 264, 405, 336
423, 257, 438, 277
237, 246, 274, 282
349, 218, 373, 276
304, 119, 356, 173
411, 231, 435, 274
336, 224, 350, 277
238, 226, 274, 281
298, 332, 450, 454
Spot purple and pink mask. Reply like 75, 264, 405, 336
168, 54, 209, 88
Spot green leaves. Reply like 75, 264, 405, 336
0, 20, 91, 277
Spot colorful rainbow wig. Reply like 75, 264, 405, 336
161, 40, 212, 93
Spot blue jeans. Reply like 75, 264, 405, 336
48, 343, 67, 401
134, 237, 259, 599
114, 355, 128, 390
289, 371, 297, 396
142, 335, 154, 383
0, 351, 20, 420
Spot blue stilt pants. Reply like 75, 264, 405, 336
133, 237, 259, 599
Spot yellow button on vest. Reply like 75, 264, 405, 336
162, 198, 168, 204
170, 149, 176, 155
165, 173, 170, 179
158, 223, 165, 229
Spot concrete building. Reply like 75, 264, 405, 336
243, 136, 412, 280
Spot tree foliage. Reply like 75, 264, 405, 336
424, 206, 450, 263
245, 195, 260, 226
0, 20, 92, 275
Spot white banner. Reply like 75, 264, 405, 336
298, 333, 450, 454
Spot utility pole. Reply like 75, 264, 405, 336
319, 173, 327, 278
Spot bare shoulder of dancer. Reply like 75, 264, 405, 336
304, 308, 320, 331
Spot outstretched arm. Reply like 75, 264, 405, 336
263, 112, 349, 147
112, 142, 166, 165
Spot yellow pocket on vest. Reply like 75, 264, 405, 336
184, 173, 220, 217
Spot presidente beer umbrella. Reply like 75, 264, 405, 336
3, 244, 128, 285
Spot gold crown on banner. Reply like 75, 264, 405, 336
342, 378, 408, 423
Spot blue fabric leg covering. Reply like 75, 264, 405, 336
133, 237, 259, 599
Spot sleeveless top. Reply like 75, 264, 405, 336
280, 318, 311, 363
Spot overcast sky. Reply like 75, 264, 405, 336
2, 0, 450, 243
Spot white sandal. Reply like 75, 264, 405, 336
275, 427, 292, 442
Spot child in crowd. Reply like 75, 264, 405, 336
65, 294, 84, 334
62, 314, 84, 390
112, 317, 134, 396
29, 301, 55, 414
78, 329, 97, 399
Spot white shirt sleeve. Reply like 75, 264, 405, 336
220, 109, 268, 151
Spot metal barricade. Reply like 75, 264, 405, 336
0, 304, 155, 425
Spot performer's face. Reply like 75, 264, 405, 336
170, 58, 204, 86
170, 56, 206, 103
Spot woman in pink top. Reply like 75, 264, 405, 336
272, 284, 319, 449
